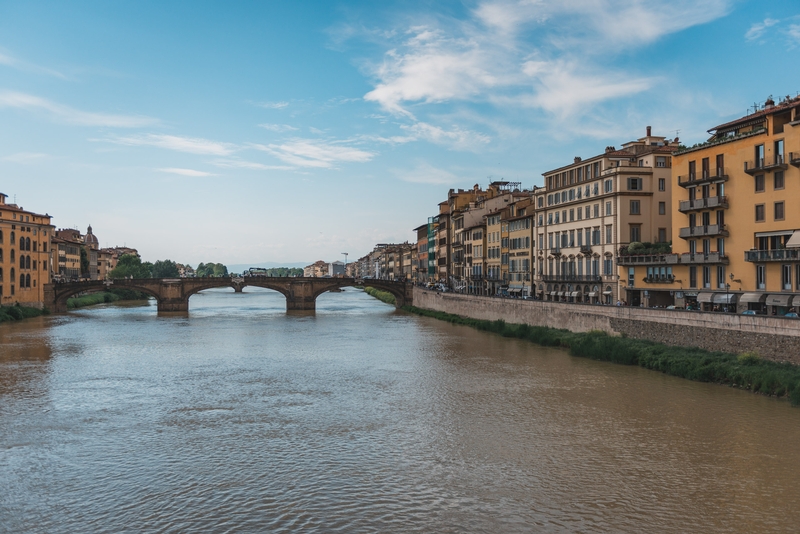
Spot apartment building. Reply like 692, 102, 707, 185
535, 127, 678, 304
0, 192, 55, 307
658, 95, 800, 313
505, 197, 535, 297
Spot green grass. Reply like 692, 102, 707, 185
67, 288, 151, 309
0, 305, 49, 323
402, 305, 800, 406
364, 287, 396, 305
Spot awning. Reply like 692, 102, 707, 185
712, 293, 738, 304
697, 292, 714, 303
509, 288, 521, 294
739, 292, 767, 304
792, 295, 800, 307
755, 230, 795, 238
557, 291, 564, 296
587, 292, 597, 297
766, 294, 793, 307
550, 291, 557, 296
569, 291, 580, 297
602, 290, 613, 295
787, 231, 800, 248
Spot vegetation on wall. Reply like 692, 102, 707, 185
66, 288, 151, 309
402, 306, 800, 406
619, 241, 672, 255
0, 305, 49, 323
365, 287, 396, 305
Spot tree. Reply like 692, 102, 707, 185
80, 247, 90, 278
109, 254, 153, 279
196, 262, 228, 277
151, 259, 180, 278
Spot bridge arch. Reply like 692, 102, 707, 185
50, 281, 162, 313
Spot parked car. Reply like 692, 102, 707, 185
785, 312, 799, 318
741, 310, 757, 315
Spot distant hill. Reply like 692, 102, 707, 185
227, 261, 310, 274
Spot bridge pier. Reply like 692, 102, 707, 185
157, 299, 189, 312
286, 297, 316, 311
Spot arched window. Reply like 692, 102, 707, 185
0, 267, 3, 281
20, 273, 25, 286
26, 274, 31, 288
33, 241, 37, 252
0, 229, 3, 243
25, 237, 30, 251
10, 250, 15, 262
26, 256, 31, 269
11, 267, 15, 281
20, 236, 25, 249
11, 231, 15, 243
0, 249, 3, 262
20, 256, 24, 269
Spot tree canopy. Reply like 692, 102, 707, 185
151, 259, 180, 278
109, 254, 153, 279
196, 262, 228, 277
261, 267, 303, 277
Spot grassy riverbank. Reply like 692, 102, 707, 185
0, 305, 49, 323
402, 305, 800, 406
364, 287, 396, 305
67, 289, 151, 309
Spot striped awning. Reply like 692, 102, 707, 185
697, 292, 714, 303
766, 294, 793, 307
739, 292, 767, 304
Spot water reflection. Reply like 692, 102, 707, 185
0, 288, 798, 533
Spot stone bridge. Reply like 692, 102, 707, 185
43, 277, 413, 313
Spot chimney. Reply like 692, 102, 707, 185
574, 156, 582, 163
605, 146, 616, 153
765, 96, 775, 109
646, 126, 652, 137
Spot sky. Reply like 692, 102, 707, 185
1, 0, 799, 266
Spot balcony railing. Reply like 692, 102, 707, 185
541, 274, 602, 283
644, 274, 675, 283
617, 254, 679, 265
677, 169, 728, 188
744, 155, 788, 175
678, 224, 729, 239
579, 245, 592, 255
744, 249, 800, 262
678, 195, 728, 213
791, 152, 800, 168
679, 252, 729, 264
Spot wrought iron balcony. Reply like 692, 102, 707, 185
791, 152, 800, 168
541, 274, 602, 283
617, 254, 679, 266
744, 155, 788, 175
579, 245, 593, 255
679, 252, 729, 264
677, 169, 728, 188
678, 195, 728, 213
744, 249, 800, 262
678, 224, 729, 239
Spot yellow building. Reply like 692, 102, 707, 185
0, 192, 55, 307
536, 128, 678, 304
505, 197, 535, 297
666, 95, 800, 314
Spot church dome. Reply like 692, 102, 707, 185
85, 225, 99, 248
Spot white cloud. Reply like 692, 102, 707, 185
157, 167, 217, 177
256, 101, 289, 109
106, 134, 236, 155
0, 91, 157, 127
258, 123, 298, 132
0, 50, 68, 79
2, 152, 49, 163
253, 138, 375, 168
788, 24, 800, 47
746, 18, 780, 41
401, 122, 491, 150
394, 163, 460, 185
211, 158, 294, 171
309, 127, 325, 134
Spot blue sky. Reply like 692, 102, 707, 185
1, 0, 798, 266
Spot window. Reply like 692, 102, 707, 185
775, 202, 785, 221
604, 258, 613, 275
628, 267, 635, 286
629, 224, 641, 242
569, 209, 574, 222
658, 228, 667, 243
775, 139, 784, 162
755, 144, 765, 167
605, 225, 613, 244
689, 266, 697, 288
755, 174, 765, 192
603, 202, 609, 216
658, 201, 666, 215
656, 156, 667, 168
775, 171, 785, 190
585, 206, 591, 219
756, 264, 766, 290
627, 178, 642, 191
782, 264, 792, 290
592, 227, 601, 245
658, 178, 665, 191
755, 204, 765, 222
688, 161, 696, 180
577, 208, 582, 221
717, 265, 726, 289
593, 204, 599, 218
703, 266, 711, 288
629, 200, 640, 215
604, 180, 613, 193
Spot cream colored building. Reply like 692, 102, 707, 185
535, 127, 678, 304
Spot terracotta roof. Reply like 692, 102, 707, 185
709, 96, 800, 133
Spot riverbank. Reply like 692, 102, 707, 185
364, 287, 396, 305
67, 289, 151, 309
0, 305, 49, 323
403, 305, 800, 406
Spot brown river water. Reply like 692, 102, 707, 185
1, 287, 799, 533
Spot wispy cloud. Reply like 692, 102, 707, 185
394, 162, 460, 185
259, 123, 299, 132
253, 138, 375, 168
746, 18, 780, 41
211, 158, 294, 171
788, 24, 800, 48
157, 167, 217, 177
105, 134, 236, 155
2, 152, 50, 163
0, 91, 157, 127
401, 122, 490, 150
0, 50, 68, 79
256, 101, 289, 109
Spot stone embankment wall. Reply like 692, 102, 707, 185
412, 289, 800, 365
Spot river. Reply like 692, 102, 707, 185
1, 288, 799, 533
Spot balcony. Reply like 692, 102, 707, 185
791, 152, 800, 168
617, 254, 679, 266
679, 252, 729, 264
679, 224, 729, 239
744, 249, 800, 262
549, 247, 562, 256
541, 274, 602, 283
677, 169, 728, 188
643, 274, 675, 283
744, 155, 788, 175
678, 195, 728, 213
579, 245, 593, 255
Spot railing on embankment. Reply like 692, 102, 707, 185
411, 288, 800, 364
